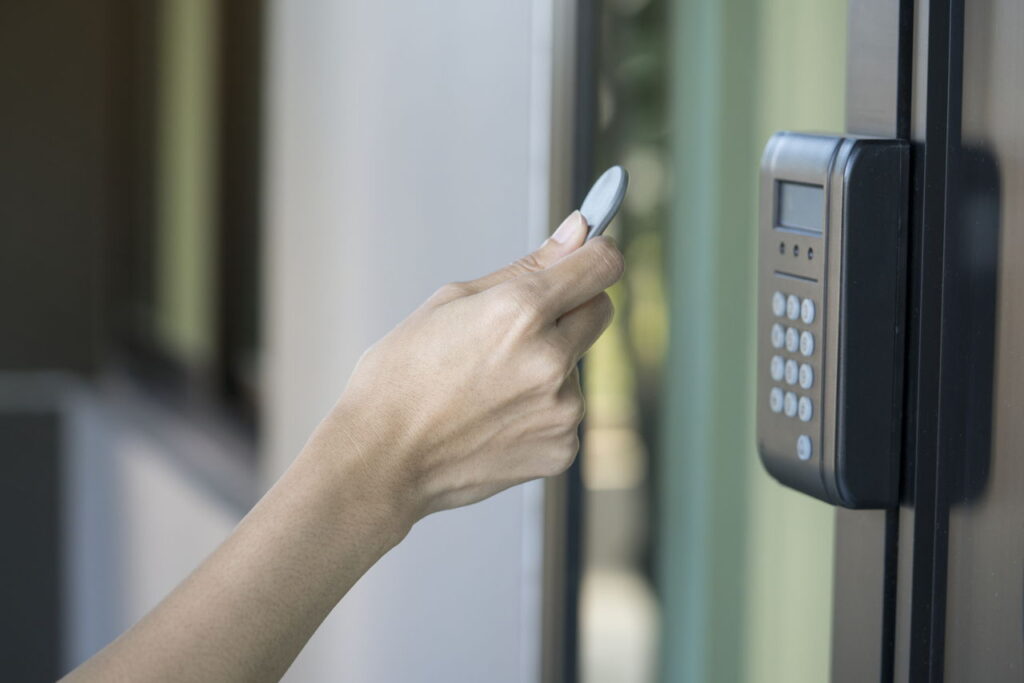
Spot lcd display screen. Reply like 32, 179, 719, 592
777, 182, 824, 233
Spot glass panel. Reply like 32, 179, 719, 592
580, 1, 847, 681
154, 0, 219, 367
579, 0, 668, 681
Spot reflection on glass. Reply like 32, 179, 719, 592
581, 1, 846, 682
581, 0, 667, 680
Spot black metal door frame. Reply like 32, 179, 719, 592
833, 1, 967, 681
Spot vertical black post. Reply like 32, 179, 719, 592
566, 2, 601, 681
894, 1, 964, 680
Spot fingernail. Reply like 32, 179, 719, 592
551, 211, 586, 244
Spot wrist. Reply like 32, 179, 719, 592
301, 401, 422, 547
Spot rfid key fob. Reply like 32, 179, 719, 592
580, 166, 629, 240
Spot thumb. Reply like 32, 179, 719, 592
462, 211, 588, 293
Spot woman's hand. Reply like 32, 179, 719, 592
63, 211, 623, 683
315, 210, 623, 528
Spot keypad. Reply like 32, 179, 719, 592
767, 289, 819, 458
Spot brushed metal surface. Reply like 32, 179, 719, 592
757, 133, 837, 500
941, 0, 1024, 678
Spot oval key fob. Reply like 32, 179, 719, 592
580, 165, 629, 240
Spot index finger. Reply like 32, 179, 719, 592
463, 211, 588, 294
528, 236, 624, 319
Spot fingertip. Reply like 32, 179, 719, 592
589, 233, 619, 250
550, 210, 588, 246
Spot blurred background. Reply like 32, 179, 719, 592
1, 0, 845, 681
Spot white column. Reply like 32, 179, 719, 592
263, 2, 561, 680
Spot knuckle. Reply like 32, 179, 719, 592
552, 402, 584, 435
565, 395, 586, 426
532, 344, 570, 388
502, 279, 546, 323
514, 252, 544, 274
541, 436, 580, 477
591, 238, 625, 282
431, 281, 472, 304
595, 292, 614, 324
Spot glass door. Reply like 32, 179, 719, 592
576, 2, 1024, 681
577, 2, 847, 681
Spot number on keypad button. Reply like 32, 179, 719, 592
800, 298, 815, 324
771, 323, 785, 349
785, 327, 799, 353
784, 359, 798, 385
783, 391, 798, 417
770, 356, 784, 382
769, 387, 784, 413
798, 396, 813, 422
798, 363, 814, 389
786, 295, 800, 320
772, 292, 786, 317
799, 330, 815, 357
797, 435, 812, 461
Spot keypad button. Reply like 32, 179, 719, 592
797, 435, 812, 461
771, 323, 785, 349
783, 391, 798, 417
799, 363, 814, 389
786, 294, 800, 320
769, 387, 784, 413
785, 327, 799, 353
798, 396, 813, 422
801, 298, 816, 324
784, 359, 798, 385
772, 291, 786, 317
770, 356, 784, 382
799, 330, 815, 357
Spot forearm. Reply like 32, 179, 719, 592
65, 411, 413, 683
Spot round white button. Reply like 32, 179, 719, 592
771, 323, 785, 349
798, 396, 813, 422
772, 291, 786, 317
770, 356, 784, 381
799, 330, 815, 357
783, 391, 798, 417
785, 327, 799, 353
797, 435, 812, 460
801, 298, 816, 324
799, 363, 814, 389
786, 295, 800, 320
769, 387, 784, 413
784, 359, 798, 385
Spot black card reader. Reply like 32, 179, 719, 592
756, 132, 909, 509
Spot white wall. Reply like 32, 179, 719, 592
59, 375, 250, 673
263, 2, 560, 681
